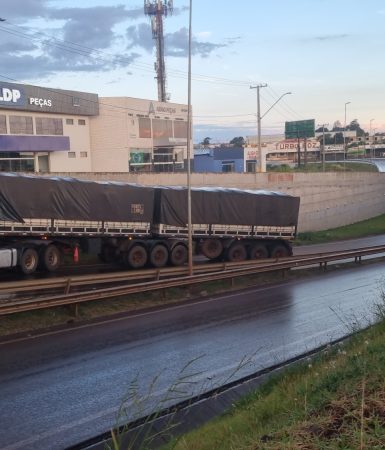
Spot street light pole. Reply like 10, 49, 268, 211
186, 0, 193, 276
250, 84, 267, 173
250, 87, 291, 173
344, 101, 351, 162
370, 118, 375, 158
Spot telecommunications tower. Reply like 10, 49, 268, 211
144, 0, 173, 102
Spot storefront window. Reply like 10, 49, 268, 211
0, 115, 6, 134
0, 152, 35, 172
36, 117, 63, 135
138, 117, 152, 138
9, 116, 33, 135
152, 119, 172, 139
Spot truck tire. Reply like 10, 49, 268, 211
200, 239, 223, 259
149, 244, 169, 268
270, 244, 290, 259
41, 245, 61, 272
249, 243, 268, 260
126, 244, 148, 269
20, 248, 39, 275
226, 243, 247, 262
100, 244, 116, 263
169, 244, 187, 266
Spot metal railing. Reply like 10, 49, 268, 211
1, 244, 385, 315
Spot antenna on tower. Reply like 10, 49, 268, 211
144, 0, 173, 103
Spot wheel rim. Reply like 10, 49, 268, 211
227, 244, 246, 262
170, 245, 187, 266
127, 245, 147, 268
151, 245, 168, 267
250, 244, 268, 260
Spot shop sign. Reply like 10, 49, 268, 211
29, 97, 52, 108
0, 86, 25, 106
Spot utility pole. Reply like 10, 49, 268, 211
317, 123, 329, 171
144, 0, 173, 102
343, 101, 351, 162
250, 84, 267, 172
370, 118, 375, 158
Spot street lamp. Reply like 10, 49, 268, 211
249, 87, 292, 172
343, 101, 351, 161
186, 0, 193, 275
372, 128, 377, 159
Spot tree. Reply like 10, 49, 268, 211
229, 136, 245, 147
347, 119, 365, 137
201, 137, 211, 147
332, 120, 344, 132
316, 126, 329, 133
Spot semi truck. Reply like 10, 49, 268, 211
0, 173, 300, 274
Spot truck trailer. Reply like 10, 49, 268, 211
0, 173, 300, 274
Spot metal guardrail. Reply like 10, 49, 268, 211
1, 245, 385, 315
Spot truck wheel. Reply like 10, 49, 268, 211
270, 244, 290, 259
100, 244, 116, 263
226, 243, 247, 262
200, 239, 223, 259
150, 244, 169, 268
41, 245, 61, 272
249, 243, 268, 260
126, 244, 148, 269
20, 248, 39, 275
169, 244, 187, 266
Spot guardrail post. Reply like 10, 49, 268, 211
64, 278, 72, 295
69, 303, 79, 317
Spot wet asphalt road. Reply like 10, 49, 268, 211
1, 241, 385, 449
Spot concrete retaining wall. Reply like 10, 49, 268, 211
49, 172, 385, 232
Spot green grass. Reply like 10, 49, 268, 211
161, 314, 385, 450
268, 162, 377, 172
295, 213, 385, 245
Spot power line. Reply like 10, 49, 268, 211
0, 21, 252, 87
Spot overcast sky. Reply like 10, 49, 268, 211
1, 0, 385, 142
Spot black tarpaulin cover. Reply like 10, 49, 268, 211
154, 186, 300, 227
0, 173, 155, 223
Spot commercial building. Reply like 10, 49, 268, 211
0, 81, 98, 173
194, 147, 245, 173
0, 81, 190, 173
90, 96, 190, 173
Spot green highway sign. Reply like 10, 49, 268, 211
285, 119, 315, 139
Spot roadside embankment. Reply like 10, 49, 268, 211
161, 309, 385, 449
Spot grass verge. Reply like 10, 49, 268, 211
295, 213, 385, 245
161, 313, 385, 449
268, 162, 377, 173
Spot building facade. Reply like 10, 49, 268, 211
0, 81, 191, 174
89, 96, 190, 173
0, 81, 98, 173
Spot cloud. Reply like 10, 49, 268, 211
309, 34, 350, 42
126, 23, 227, 58
0, 0, 47, 20
166, 27, 227, 58
126, 23, 154, 53
0, 1, 229, 82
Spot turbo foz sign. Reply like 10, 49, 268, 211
0, 87, 22, 104
29, 97, 52, 108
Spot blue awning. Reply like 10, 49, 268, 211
0, 135, 70, 152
